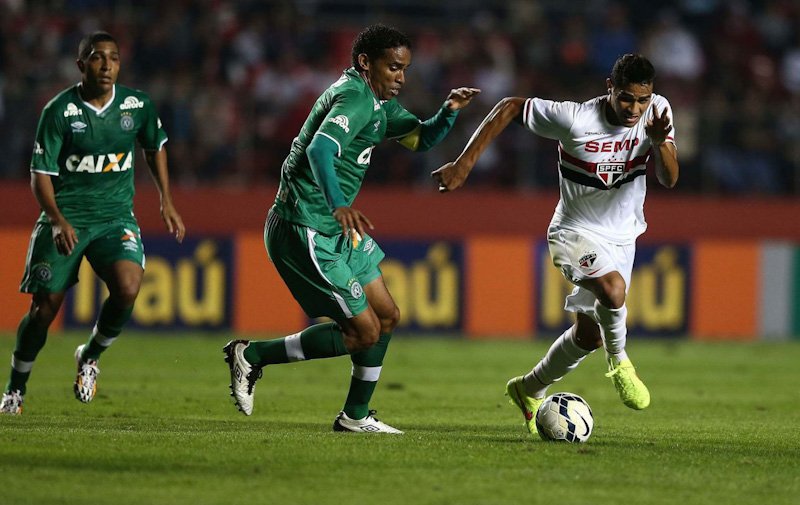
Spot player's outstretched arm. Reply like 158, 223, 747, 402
443, 87, 481, 111
398, 87, 481, 152
31, 172, 78, 255
144, 148, 185, 243
432, 96, 525, 192
646, 105, 679, 188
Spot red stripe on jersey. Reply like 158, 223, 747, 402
558, 146, 652, 174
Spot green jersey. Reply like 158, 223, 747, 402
30, 84, 167, 226
273, 67, 421, 236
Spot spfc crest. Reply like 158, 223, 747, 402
597, 162, 625, 187
579, 251, 597, 269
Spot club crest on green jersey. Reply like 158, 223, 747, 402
120, 113, 134, 131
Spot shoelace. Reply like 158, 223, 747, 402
79, 361, 99, 379
1, 391, 22, 410
604, 361, 632, 379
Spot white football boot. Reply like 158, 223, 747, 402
223, 340, 262, 416
333, 410, 404, 434
74, 345, 99, 403
0, 390, 23, 415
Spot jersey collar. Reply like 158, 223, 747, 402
78, 83, 116, 115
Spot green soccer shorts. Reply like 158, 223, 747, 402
264, 210, 385, 320
20, 217, 145, 294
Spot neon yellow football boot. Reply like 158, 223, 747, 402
605, 357, 650, 410
505, 376, 544, 433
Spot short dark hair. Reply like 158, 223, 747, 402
77, 31, 118, 61
610, 54, 655, 88
351, 24, 411, 70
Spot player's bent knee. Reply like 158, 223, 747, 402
595, 277, 626, 309
30, 305, 58, 327
602, 286, 626, 309
351, 331, 380, 352
380, 305, 401, 334
109, 282, 141, 307
346, 314, 381, 351
29, 295, 63, 326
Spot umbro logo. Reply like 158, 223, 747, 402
234, 364, 244, 381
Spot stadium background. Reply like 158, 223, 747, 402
0, 0, 798, 340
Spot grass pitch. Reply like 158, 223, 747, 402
1, 332, 798, 505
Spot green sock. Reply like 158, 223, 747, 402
81, 298, 133, 361
244, 322, 349, 367
5, 314, 48, 394
344, 333, 392, 419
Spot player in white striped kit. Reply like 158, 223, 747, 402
433, 54, 679, 434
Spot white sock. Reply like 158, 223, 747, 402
11, 355, 34, 373
523, 325, 592, 398
593, 300, 628, 362
91, 325, 117, 348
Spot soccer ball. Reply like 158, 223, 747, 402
535, 392, 594, 443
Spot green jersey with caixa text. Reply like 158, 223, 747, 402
272, 67, 421, 236
30, 84, 167, 227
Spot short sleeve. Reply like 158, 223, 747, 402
314, 88, 373, 156
137, 96, 168, 150
523, 98, 578, 140
30, 104, 65, 175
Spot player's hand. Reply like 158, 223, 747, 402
432, 160, 471, 193
645, 105, 671, 146
161, 201, 185, 243
333, 206, 374, 244
51, 218, 78, 256
444, 88, 481, 111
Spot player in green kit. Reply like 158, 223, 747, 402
0, 32, 185, 415
223, 24, 480, 433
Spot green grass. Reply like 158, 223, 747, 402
1, 332, 798, 505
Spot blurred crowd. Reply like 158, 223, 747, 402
1, 0, 799, 194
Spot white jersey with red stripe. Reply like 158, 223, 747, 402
523, 94, 675, 244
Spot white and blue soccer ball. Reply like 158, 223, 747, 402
535, 392, 594, 443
